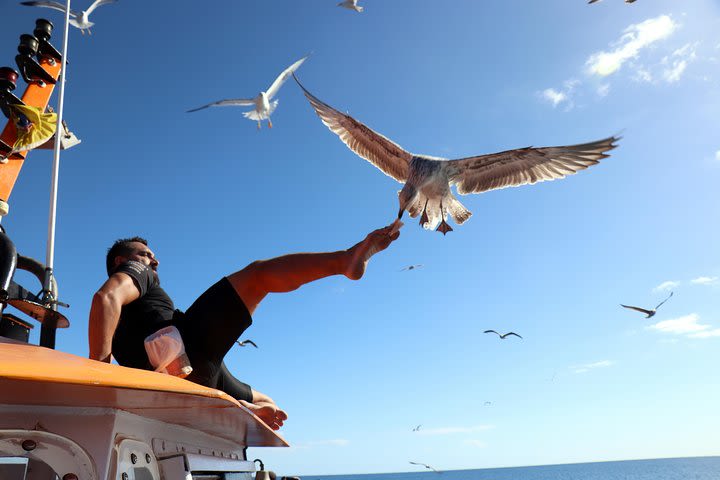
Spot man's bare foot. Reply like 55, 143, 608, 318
345, 221, 402, 280
239, 400, 288, 431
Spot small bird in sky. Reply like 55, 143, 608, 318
412, 424, 422, 431
484, 330, 523, 340
483, 401, 492, 406
294, 75, 619, 235
20, 0, 117, 35
188, 56, 307, 129
400, 264, 423, 271
235, 339, 258, 348
620, 291, 673, 318
338, 0, 364, 12
409, 462, 441, 473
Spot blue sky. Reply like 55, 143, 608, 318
1, 0, 719, 476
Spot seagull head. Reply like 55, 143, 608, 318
397, 183, 418, 219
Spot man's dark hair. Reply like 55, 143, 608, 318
106, 236, 148, 275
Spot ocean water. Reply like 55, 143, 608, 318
299, 457, 720, 480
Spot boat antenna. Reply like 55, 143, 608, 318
42, 0, 71, 317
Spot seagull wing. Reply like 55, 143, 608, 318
506, 332, 523, 339
655, 291, 673, 310
620, 304, 654, 316
410, 462, 439, 473
294, 74, 412, 182
86, 0, 117, 15
20, 1, 77, 16
187, 98, 256, 112
265, 56, 308, 100
244, 340, 258, 348
483, 330, 500, 336
447, 136, 619, 195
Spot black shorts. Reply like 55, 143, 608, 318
175, 277, 254, 403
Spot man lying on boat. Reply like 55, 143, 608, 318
88, 224, 400, 431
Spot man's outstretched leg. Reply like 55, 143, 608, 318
228, 223, 400, 314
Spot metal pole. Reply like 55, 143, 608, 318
41, 0, 71, 348
44, 0, 70, 288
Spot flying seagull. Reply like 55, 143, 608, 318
20, 0, 117, 35
188, 56, 307, 129
235, 339, 258, 348
484, 330, 523, 340
409, 462, 440, 473
294, 75, 619, 235
400, 264, 423, 271
338, 0, 364, 12
620, 291, 673, 318
412, 424, 422, 431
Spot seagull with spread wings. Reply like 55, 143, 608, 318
409, 462, 441, 473
338, 0, 364, 12
621, 291, 673, 318
294, 75, 619, 235
235, 339, 258, 348
188, 56, 307, 129
20, 0, 117, 35
484, 330, 523, 340
400, 264, 423, 271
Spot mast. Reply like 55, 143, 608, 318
41, 0, 71, 348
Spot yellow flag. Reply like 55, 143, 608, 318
10, 104, 58, 153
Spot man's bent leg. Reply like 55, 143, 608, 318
228, 224, 399, 314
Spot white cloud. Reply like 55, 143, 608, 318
654, 280, 679, 292
691, 276, 718, 285
586, 15, 678, 77
571, 360, 615, 374
292, 439, 349, 449
539, 79, 579, 109
689, 329, 720, 339
417, 425, 493, 436
541, 88, 567, 107
633, 67, 654, 83
663, 59, 687, 83
648, 313, 709, 334
715, 150, 720, 161
597, 84, 610, 97
661, 43, 698, 83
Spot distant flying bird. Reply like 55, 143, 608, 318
483, 401, 492, 406
235, 339, 258, 348
188, 56, 307, 129
294, 75, 619, 235
400, 264, 423, 272
338, 0, 364, 12
484, 330, 523, 340
409, 462, 440, 473
20, 0, 117, 35
620, 291, 673, 318
412, 424, 422, 431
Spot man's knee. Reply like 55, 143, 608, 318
227, 261, 267, 314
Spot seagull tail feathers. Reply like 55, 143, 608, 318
243, 101, 278, 121
446, 195, 472, 225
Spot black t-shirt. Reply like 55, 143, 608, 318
111, 260, 176, 369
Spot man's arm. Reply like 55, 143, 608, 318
88, 273, 141, 363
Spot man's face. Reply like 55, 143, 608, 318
120, 242, 159, 272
